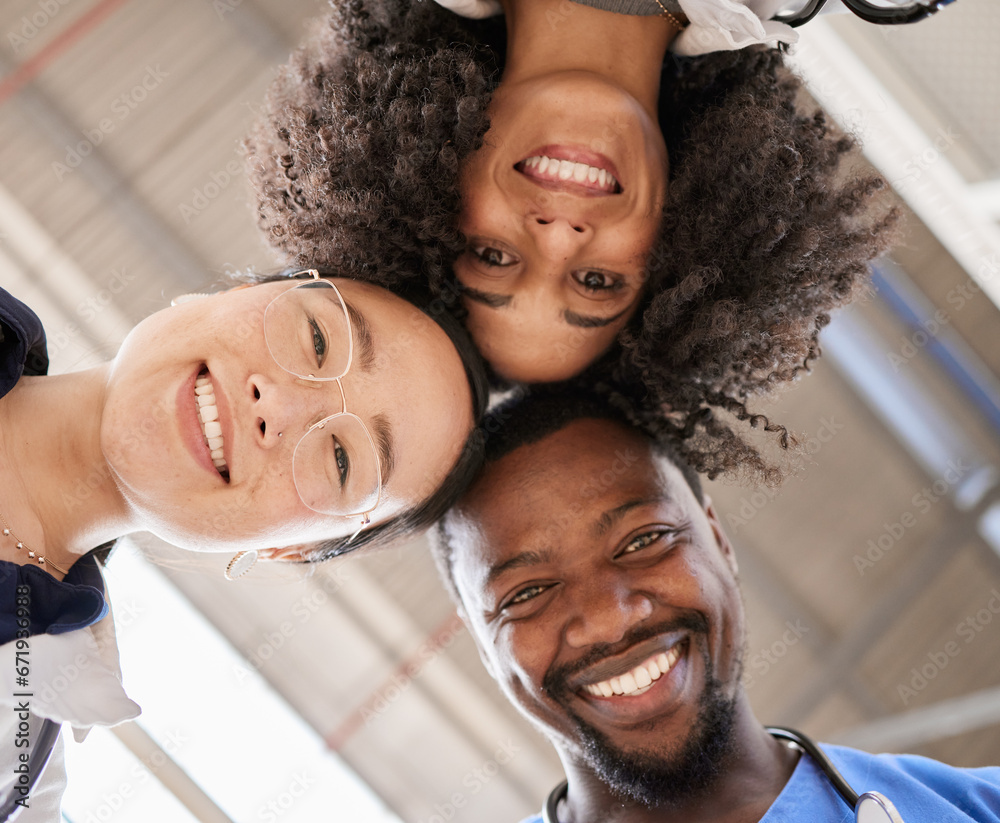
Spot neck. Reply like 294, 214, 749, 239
498, 0, 677, 119
0, 366, 133, 574
558, 700, 798, 823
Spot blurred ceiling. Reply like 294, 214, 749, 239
0, 1, 998, 821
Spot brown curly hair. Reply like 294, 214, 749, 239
244, 0, 899, 485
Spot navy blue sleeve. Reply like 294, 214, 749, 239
0, 285, 49, 396
0, 557, 108, 646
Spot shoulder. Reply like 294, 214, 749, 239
825, 744, 1000, 822
431, 0, 503, 19
673, 0, 799, 56
0, 555, 109, 646
0, 563, 139, 731
0, 285, 49, 395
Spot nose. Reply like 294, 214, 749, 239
248, 372, 328, 448
525, 207, 591, 259
563, 578, 653, 649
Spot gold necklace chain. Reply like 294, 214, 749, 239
652, 0, 687, 29
0, 509, 70, 575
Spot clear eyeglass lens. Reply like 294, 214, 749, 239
264, 280, 352, 380
292, 414, 382, 516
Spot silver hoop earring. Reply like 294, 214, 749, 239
225, 550, 259, 580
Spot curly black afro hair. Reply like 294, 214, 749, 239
244, 0, 899, 485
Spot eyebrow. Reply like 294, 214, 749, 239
461, 285, 513, 309
462, 285, 628, 328
368, 412, 396, 488
563, 307, 631, 328
486, 549, 552, 588
342, 299, 377, 372
594, 497, 673, 538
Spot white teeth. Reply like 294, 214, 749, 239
581, 644, 683, 698
195, 373, 228, 478
519, 155, 620, 191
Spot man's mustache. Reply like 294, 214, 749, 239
542, 611, 709, 699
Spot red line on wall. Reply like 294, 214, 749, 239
0, 0, 133, 106
326, 612, 466, 752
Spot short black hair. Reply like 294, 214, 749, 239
231, 268, 489, 559
431, 385, 703, 604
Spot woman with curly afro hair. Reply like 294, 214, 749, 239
245, 0, 899, 484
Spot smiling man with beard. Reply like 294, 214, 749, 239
432, 389, 1000, 823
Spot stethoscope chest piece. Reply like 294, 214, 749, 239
856, 791, 904, 823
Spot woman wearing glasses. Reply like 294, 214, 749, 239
0, 270, 487, 815
1, 271, 486, 572
246, 0, 899, 482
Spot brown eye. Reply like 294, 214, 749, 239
504, 583, 550, 609
618, 528, 684, 560
621, 532, 662, 555
308, 317, 327, 364
573, 270, 621, 292
472, 244, 518, 267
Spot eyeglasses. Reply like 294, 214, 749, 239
264, 271, 383, 533
774, 0, 955, 27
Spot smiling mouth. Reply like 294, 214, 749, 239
581, 640, 685, 698
516, 154, 621, 195
195, 368, 230, 483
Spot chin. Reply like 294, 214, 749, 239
491, 353, 593, 385
574, 687, 738, 808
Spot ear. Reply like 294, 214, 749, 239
170, 283, 253, 306
170, 292, 211, 306
703, 496, 738, 576
258, 544, 318, 563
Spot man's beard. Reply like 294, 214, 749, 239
543, 616, 740, 808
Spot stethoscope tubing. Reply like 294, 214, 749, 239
775, 0, 953, 28
766, 726, 859, 808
